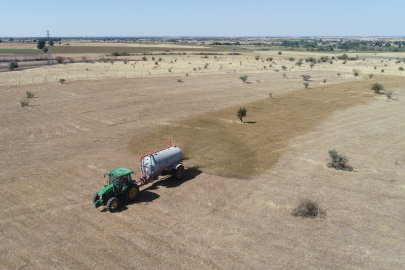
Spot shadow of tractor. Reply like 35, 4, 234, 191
112, 166, 202, 212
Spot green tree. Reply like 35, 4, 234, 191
371, 83, 384, 94
37, 39, 46, 50
237, 107, 247, 122
239, 74, 248, 83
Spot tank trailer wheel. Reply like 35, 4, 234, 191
92, 192, 99, 203
126, 184, 139, 202
172, 165, 184, 180
106, 197, 119, 212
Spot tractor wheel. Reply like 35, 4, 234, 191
126, 185, 139, 202
92, 192, 99, 203
172, 165, 184, 180
106, 197, 119, 212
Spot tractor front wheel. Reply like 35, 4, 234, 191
92, 192, 99, 203
126, 185, 139, 202
172, 165, 184, 180
106, 197, 119, 212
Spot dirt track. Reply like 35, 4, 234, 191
1, 60, 404, 269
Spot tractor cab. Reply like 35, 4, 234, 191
93, 167, 140, 212
108, 168, 133, 191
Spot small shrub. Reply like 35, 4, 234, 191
371, 83, 384, 94
310, 63, 315, 69
158, 57, 162, 61
269, 93, 272, 98
328, 149, 353, 171
399, 67, 404, 71
385, 91, 393, 99
152, 57, 155, 61
281, 65, 287, 71
337, 73, 341, 77
155, 61, 158, 66
237, 107, 247, 122
239, 74, 248, 83
320, 56, 329, 62
343, 60, 347, 64
20, 99, 29, 107
186, 73, 189, 76
381, 69, 385, 73
278, 51, 282, 55
329, 60, 333, 64
124, 61, 128, 64
352, 69, 360, 76
323, 79, 327, 83
303, 82, 309, 88
168, 68, 171, 72
289, 57, 295, 61
291, 199, 326, 218
301, 75, 311, 81
283, 73, 287, 78
26, 91, 35, 98
177, 79, 183, 83
266, 57, 273, 61
55, 56, 65, 63
142, 56, 147, 61
274, 69, 279, 72
295, 61, 303, 66
374, 66, 377, 70
111, 52, 120, 56
8, 61, 18, 70
255, 55, 260, 60
59, 78, 66, 84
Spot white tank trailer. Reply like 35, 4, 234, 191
139, 141, 184, 184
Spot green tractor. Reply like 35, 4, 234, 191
92, 167, 139, 212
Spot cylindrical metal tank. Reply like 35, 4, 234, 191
141, 146, 183, 178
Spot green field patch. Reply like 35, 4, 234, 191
0, 48, 44, 54
51, 45, 221, 54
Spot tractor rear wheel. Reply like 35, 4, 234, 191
106, 197, 119, 212
92, 192, 99, 203
126, 185, 139, 201
172, 165, 184, 180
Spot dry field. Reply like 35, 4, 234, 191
0, 47, 404, 269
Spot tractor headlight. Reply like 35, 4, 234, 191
98, 194, 103, 200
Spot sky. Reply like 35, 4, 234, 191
1, 0, 404, 37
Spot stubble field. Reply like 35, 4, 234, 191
1, 44, 404, 269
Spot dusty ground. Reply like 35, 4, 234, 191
0, 48, 404, 269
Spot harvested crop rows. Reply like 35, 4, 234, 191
1, 47, 404, 269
